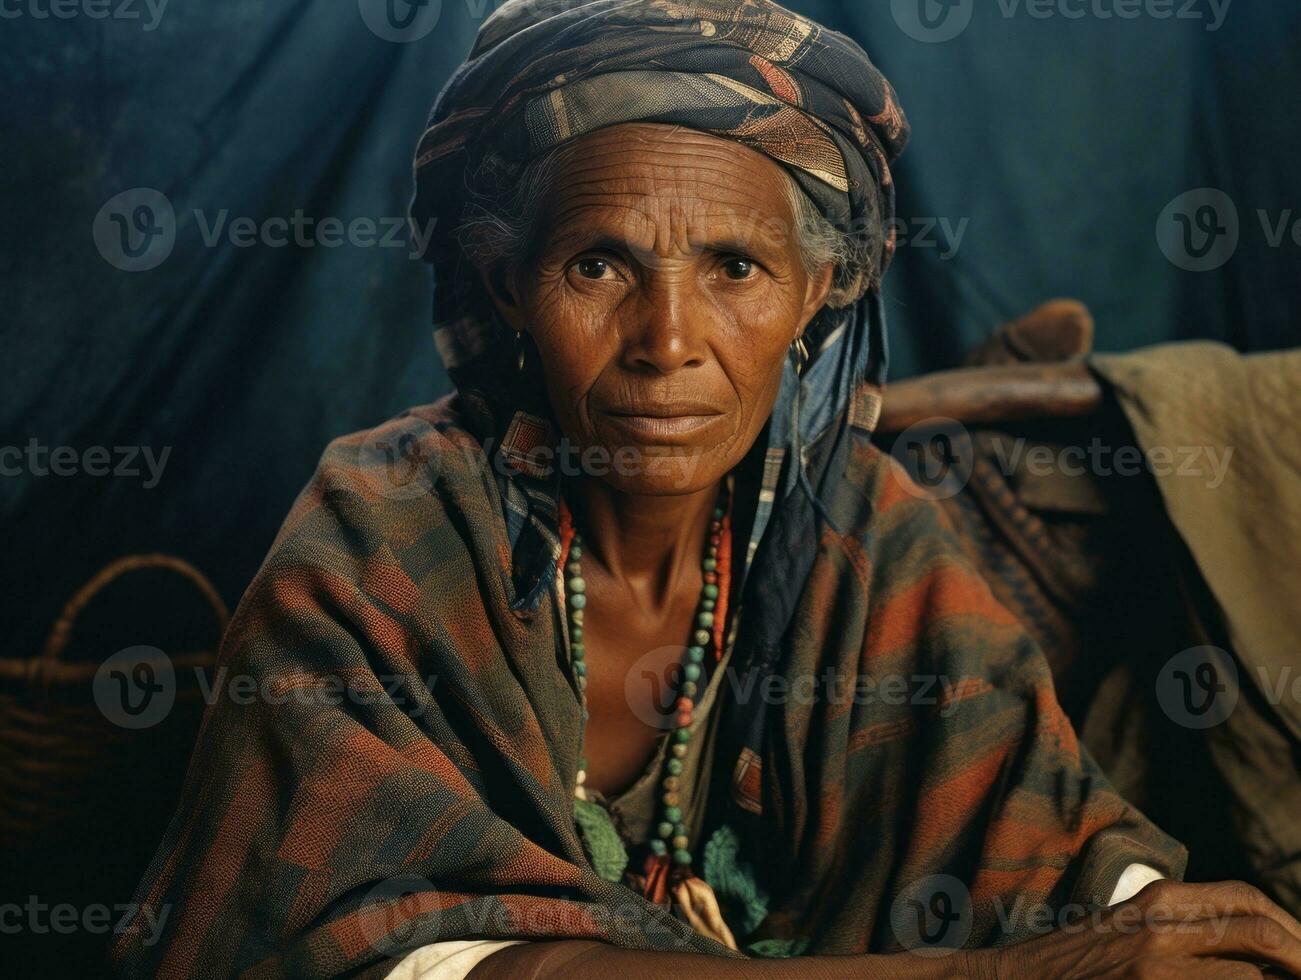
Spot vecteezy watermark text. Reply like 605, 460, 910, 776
0, 897, 171, 946
0, 0, 168, 30
357, 414, 710, 501
990, 437, 1234, 490
358, 874, 692, 957
621, 645, 963, 728
93, 188, 439, 272
889, 418, 1236, 502
93, 646, 443, 729
0, 439, 170, 489
891, 0, 1232, 43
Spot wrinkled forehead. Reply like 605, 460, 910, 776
535, 123, 800, 255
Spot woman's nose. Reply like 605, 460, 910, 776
623, 277, 710, 374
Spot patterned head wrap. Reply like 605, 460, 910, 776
410, 0, 909, 620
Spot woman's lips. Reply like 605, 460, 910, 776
600, 409, 727, 443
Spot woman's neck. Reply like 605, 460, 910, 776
569, 477, 722, 608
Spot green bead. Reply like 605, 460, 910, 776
673, 729, 690, 744
693, 629, 710, 646
568, 593, 586, 610
578, 757, 588, 770
673, 849, 692, 866
703, 583, 719, 599
696, 611, 714, 628
573, 661, 586, 677
674, 822, 687, 837
570, 626, 582, 641
664, 805, 682, 823
683, 663, 701, 682
667, 759, 684, 776
685, 646, 704, 663
649, 839, 667, 856
571, 643, 585, 660
713, 507, 725, 520
657, 821, 674, 839
701, 599, 716, 612
567, 576, 586, 594
569, 544, 582, 560
702, 557, 717, 572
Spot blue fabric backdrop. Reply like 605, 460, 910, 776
2, 0, 1298, 656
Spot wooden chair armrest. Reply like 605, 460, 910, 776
876, 360, 1103, 434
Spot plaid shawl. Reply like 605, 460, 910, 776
116, 1, 1185, 976
112, 396, 1185, 977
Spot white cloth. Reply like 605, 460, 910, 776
385, 939, 523, 980
1107, 863, 1165, 906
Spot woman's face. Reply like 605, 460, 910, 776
484, 122, 832, 496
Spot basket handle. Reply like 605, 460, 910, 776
40, 554, 231, 661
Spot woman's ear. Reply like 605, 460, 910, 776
799, 262, 835, 329
477, 263, 529, 334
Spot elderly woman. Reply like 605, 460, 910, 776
116, 1, 1301, 978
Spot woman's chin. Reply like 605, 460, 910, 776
573, 438, 731, 497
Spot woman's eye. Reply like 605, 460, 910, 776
722, 258, 755, 280
575, 258, 610, 280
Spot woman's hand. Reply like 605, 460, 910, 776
467, 881, 1301, 980
990, 880, 1301, 979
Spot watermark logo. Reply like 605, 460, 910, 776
93, 188, 176, 272
891, 0, 975, 43
1156, 645, 1239, 729
889, 418, 974, 501
358, 415, 444, 501
624, 645, 691, 729
93, 645, 176, 729
1157, 188, 1240, 272
357, 875, 440, 955
1159, 189, 1301, 271
890, 874, 973, 954
358, 0, 443, 42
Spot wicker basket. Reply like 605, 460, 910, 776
0, 554, 229, 848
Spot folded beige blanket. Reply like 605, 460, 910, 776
1093, 341, 1301, 741
1093, 342, 1301, 912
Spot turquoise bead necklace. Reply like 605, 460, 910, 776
563, 482, 730, 873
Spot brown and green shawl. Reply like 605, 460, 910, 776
115, 1, 1185, 976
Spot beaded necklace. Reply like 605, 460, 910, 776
558, 480, 732, 891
